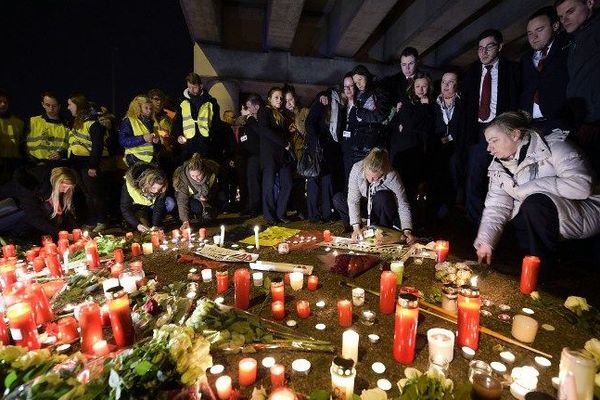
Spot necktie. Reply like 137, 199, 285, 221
533, 46, 549, 106
478, 65, 493, 121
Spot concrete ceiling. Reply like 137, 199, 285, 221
179, 0, 558, 68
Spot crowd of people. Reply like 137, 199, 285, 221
1, 1, 599, 280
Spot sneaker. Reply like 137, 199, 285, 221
92, 223, 107, 233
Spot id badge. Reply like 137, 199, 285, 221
240, 135, 248, 142
343, 130, 351, 138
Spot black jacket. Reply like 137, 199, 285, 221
305, 91, 343, 175
120, 163, 166, 228
390, 101, 434, 157
258, 108, 290, 169
463, 56, 520, 145
239, 116, 261, 157
433, 96, 466, 147
519, 34, 571, 124
351, 83, 392, 158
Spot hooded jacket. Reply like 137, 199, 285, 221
172, 158, 220, 222
120, 163, 166, 228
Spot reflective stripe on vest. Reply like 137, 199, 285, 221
180, 100, 213, 139
27, 116, 69, 159
125, 178, 154, 206
124, 117, 156, 163
0, 116, 24, 158
68, 120, 109, 157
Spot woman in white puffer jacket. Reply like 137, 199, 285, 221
475, 111, 600, 280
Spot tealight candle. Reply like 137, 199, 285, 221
238, 358, 257, 386
292, 358, 311, 374
201, 268, 213, 282
342, 329, 359, 364
351, 287, 365, 306
427, 328, 455, 363
215, 375, 232, 400
534, 356, 551, 368
93, 339, 110, 356
511, 315, 539, 343
296, 300, 310, 319
372, 362, 386, 374
270, 364, 285, 388
210, 364, 225, 374
360, 310, 376, 326
289, 272, 303, 291
337, 300, 353, 327
272, 301, 285, 320
462, 346, 476, 359
307, 275, 318, 291
316, 300, 326, 308
315, 323, 326, 331
368, 334, 380, 343
142, 242, 153, 255
500, 351, 516, 364
252, 272, 263, 286
262, 357, 276, 368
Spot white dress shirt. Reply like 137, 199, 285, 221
478, 59, 499, 123
532, 41, 554, 119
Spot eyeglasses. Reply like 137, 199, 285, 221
478, 43, 498, 53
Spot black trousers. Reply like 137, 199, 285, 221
72, 160, 106, 225
245, 155, 261, 214
466, 123, 492, 225
262, 163, 292, 223
307, 174, 333, 221
511, 193, 560, 281
333, 190, 399, 229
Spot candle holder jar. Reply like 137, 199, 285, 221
471, 371, 503, 400
441, 284, 458, 314
393, 293, 419, 364
458, 285, 481, 350
468, 360, 492, 383
270, 278, 284, 303
428, 353, 450, 376
558, 348, 595, 400
107, 289, 135, 348
331, 357, 356, 400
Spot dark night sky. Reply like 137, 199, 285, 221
1, 0, 192, 120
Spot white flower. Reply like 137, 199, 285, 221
397, 378, 409, 393
530, 291, 540, 301
360, 388, 387, 400
443, 378, 454, 392
404, 367, 422, 379
564, 296, 590, 316
584, 338, 600, 367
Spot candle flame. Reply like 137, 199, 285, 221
470, 276, 478, 288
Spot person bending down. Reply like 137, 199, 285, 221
333, 148, 415, 244
474, 111, 600, 281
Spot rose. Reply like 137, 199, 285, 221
360, 388, 387, 400
584, 338, 600, 367
564, 296, 590, 316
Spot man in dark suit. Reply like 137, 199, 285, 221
463, 29, 520, 225
385, 47, 420, 107
520, 6, 571, 134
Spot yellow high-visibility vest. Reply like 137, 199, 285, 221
0, 115, 24, 158
123, 117, 157, 163
180, 100, 213, 139
125, 178, 154, 206
68, 120, 109, 157
27, 116, 70, 160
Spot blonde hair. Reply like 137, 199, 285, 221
138, 166, 168, 196
267, 87, 284, 126
363, 148, 391, 175
126, 95, 155, 120
489, 111, 534, 140
47, 167, 77, 218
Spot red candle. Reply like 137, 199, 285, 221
457, 286, 481, 350
238, 358, 257, 386
520, 255, 541, 294
307, 275, 318, 291
32, 257, 45, 273
110, 263, 124, 278
393, 294, 419, 364
323, 230, 332, 242
2, 244, 16, 258
0, 315, 9, 345
7, 302, 40, 349
58, 238, 69, 257
216, 271, 229, 294
79, 301, 103, 354
2, 282, 26, 308
46, 253, 63, 277
57, 316, 79, 342
58, 230, 69, 240
151, 231, 160, 247
379, 271, 397, 315
108, 292, 135, 348
45, 242, 58, 255
434, 240, 450, 263
270, 279, 285, 303
38, 247, 47, 259
85, 240, 100, 270
270, 364, 285, 388
93, 339, 110, 356
72, 229, 82, 241
272, 300, 285, 320
296, 300, 310, 318
337, 299, 353, 327
30, 283, 54, 324
25, 248, 39, 262
0, 264, 17, 290
198, 228, 207, 240
114, 248, 124, 263
131, 242, 141, 256
234, 268, 251, 310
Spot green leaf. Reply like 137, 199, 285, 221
309, 389, 330, 400
4, 370, 17, 390
135, 360, 154, 376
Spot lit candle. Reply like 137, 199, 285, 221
215, 375, 232, 400
271, 279, 285, 303
457, 285, 481, 350
85, 240, 100, 269
254, 226, 260, 250
57, 316, 79, 343
307, 275, 318, 291
220, 225, 225, 246
46, 253, 63, 277
342, 329, 359, 365
270, 387, 297, 400
272, 301, 285, 320
289, 272, 303, 291
142, 242, 153, 255
201, 268, 213, 283
393, 293, 419, 364
270, 364, 285, 388
427, 328, 455, 363
216, 271, 229, 294
390, 261, 405, 285
2, 244, 16, 258
520, 256, 541, 294
379, 271, 397, 315
131, 242, 141, 256
6, 302, 40, 350
351, 288, 365, 307
30, 283, 54, 324
234, 268, 250, 310
151, 231, 160, 247
111, 263, 124, 278
296, 300, 310, 319
108, 291, 135, 348
0, 264, 17, 290
198, 228, 207, 240
337, 299, 353, 327
79, 301, 103, 354
330, 357, 356, 400
25, 248, 39, 262
558, 348, 596, 400
72, 229, 82, 241
238, 357, 258, 386
114, 248, 124, 263
434, 240, 450, 263
93, 339, 110, 356
511, 314, 539, 343
323, 230, 332, 242
58, 230, 69, 240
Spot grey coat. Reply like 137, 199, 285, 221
475, 130, 600, 249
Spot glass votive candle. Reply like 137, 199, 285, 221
468, 360, 492, 383
429, 353, 450, 376
201, 268, 213, 283
427, 328, 455, 363
216, 271, 229, 294
307, 275, 318, 291
289, 272, 303, 291
360, 309, 375, 326
252, 272, 264, 286
472, 372, 503, 400
352, 287, 365, 306
296, 300, 310, 318
511, 315, 539, 343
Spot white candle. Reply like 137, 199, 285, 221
342, 329, 359, 365
252, 272, 263, 286
201, 269, 212, 282
511, 315, 539, 343
213, 235, 221, 245
351, 287, 365, 306
142, 242, 153, 255
254, 226, 260, 250
427, 328, 455, 363
215, 375, 232, 400
289, 272, 303, 291
220, 225, 225, 246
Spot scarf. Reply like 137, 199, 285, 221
329, 91, 340, 143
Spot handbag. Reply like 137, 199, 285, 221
297, 140, 323, 178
